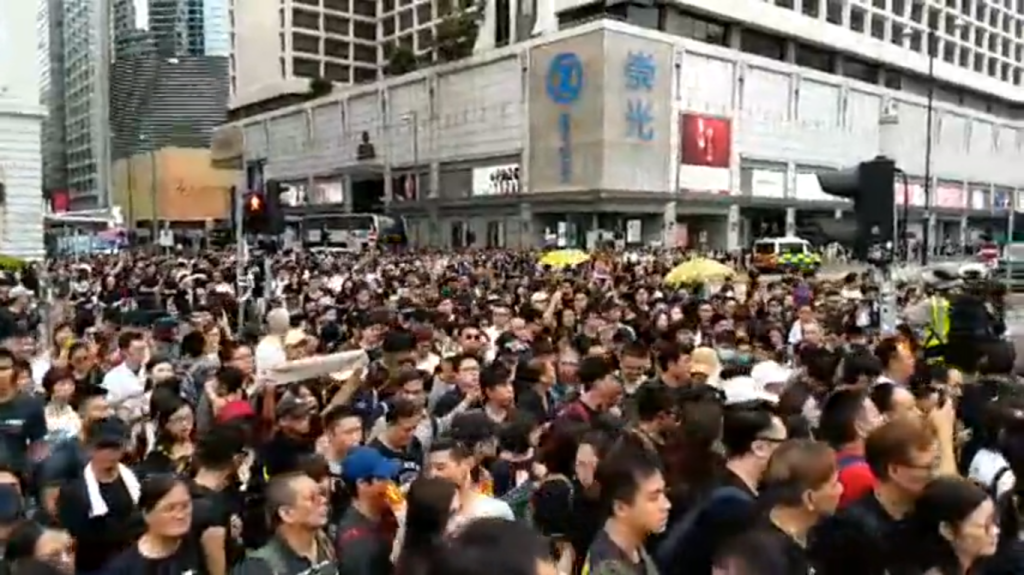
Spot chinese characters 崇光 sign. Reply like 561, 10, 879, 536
624, 52, 655, 142
546, 52, 583, 184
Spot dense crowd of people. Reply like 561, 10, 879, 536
0, 246, 1016, 575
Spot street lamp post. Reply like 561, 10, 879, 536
922, 26, 936, 266
405, 112, 419, 199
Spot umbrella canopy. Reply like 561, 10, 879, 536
0, 255, 26, 272
539, 249, 591, 269
664, 258, 736, 286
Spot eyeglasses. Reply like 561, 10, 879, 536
755, 436, 787, 444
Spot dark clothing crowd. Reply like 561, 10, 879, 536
0, 248, 1017, 575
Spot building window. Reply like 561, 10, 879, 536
870, 13, 885, 39
416, 27, 433, 50
891, 22, 905, 46
292, 8, 320, 31
398, 9, 413, 31
909, 0, 923, 22
353, 42, 376, 63
416, 3, 432, 26
872, 0, 884, 8
292, 33, 320, 54
740, 28, 786, 60
959, 47, 971, 67
850, 7, 866, 31
663, 11, 728, 46
293, 57, 321, 78
354, 66, 376, 83
324, 0, 348, 11
353, 0, 375, 16
844, 57, 880, 83
325, 15, 351, 34
884, 71, 902, 90
354, 20, 376, 40
324, 38, 350, 58
795, 42, 834, 71
775, 0, 794, 8
826, 0, 843, 24
324, 62, 350, 82
942, 40, 955, 63
802, 0, 819, 18
892, 0, 906, 16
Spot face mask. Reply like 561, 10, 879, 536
718, 348, 737, 362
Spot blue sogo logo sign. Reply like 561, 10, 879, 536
546, 53, 583, 105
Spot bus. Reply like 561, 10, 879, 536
300, 213, 407, 251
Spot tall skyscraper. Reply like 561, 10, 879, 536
40, 0, 231, 208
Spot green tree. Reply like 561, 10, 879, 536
383, 43, 419, 76
433, 5, 481, 63
308, 77, 333, 98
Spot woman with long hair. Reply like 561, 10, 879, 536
105, 476, 203, 574
134, 390, 195, 476
393, 476, 460, 575
897, 476, 999, 574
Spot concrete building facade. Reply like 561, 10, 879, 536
212, 19, 1024, 250
1, 0, 48, 258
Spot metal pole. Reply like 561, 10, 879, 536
235, 187, 245, 329
1007, 208, 1014, 284
922, 28, 935, 266
412, 112, 419, 198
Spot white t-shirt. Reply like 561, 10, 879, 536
969, 448, 1015, 497
255, 337, 286, 379
449, 492, 514, 533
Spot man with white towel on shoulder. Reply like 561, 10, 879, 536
57, 417, 142, 575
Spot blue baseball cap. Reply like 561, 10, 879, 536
341, 447, 401, 483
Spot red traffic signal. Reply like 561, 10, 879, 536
245, 192, 264, 213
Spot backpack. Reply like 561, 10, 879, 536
653, 486, 753, 573
247, 530, 337, 575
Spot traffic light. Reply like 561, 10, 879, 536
242, 191, 269, 233
817, 156, 896, 261
264, 180, 285, 235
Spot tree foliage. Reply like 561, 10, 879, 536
433, 4, 481, 63
308, 77, 333, 98
383, 43, 419, 77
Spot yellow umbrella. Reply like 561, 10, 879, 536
664, 258, 736, 286
539, 249, 591, 269
0, 255, 26, 272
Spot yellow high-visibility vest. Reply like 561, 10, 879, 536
924, 296, 950, 349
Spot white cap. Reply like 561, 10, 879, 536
751, 360, 792, 389
720, 375, 779, 405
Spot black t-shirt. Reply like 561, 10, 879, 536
584, 528, 651, 575
104, 537, 205, 575
190, 481, 245, 568
258, 433, 316, 480
808, 492, 907, 575
366, 438, 422, 486
716, 521, 813, 575
0, 392, 47, 474
335, 506, 391, 575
